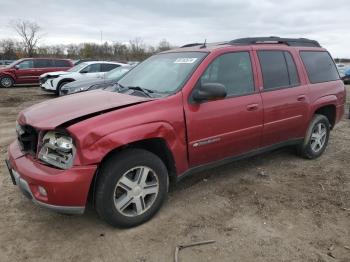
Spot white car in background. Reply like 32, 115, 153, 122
39, 61, 127, 94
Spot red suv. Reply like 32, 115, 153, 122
0, 58, 73, 88
6, 37, 346, 227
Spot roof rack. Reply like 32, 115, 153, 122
229, 37, 321, 47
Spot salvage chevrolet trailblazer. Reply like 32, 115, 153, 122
6, 37, 346, 227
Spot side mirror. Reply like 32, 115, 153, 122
14, 65, 19, 69
192, 82, 227, 103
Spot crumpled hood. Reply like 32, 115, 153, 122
18, 90, 151, 129
40, 71, 70, 78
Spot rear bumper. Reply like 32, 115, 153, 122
7, 141, 97, 214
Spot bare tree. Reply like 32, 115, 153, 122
157, 39, 171, 52
0, 39, 17, 59
11, 20, 42, 57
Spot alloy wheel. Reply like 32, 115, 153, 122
310, 122, 327, 153
114, 166, 159, 217
1, 77, 13, 88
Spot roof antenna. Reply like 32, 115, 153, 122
200, 39, 207, 49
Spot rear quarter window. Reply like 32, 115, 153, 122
300, 51, 339, 84
101, 63, 120, 72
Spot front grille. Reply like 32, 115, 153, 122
17, 125, 38, 154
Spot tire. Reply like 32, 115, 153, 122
298, 114, 330, 159
57, 80, 70, 96
95, 149, 169, 228
0, 76, 14, 88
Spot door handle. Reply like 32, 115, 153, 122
246, 104, 259, 111
297, 95, 306, 101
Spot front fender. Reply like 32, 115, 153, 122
72, 121, 187, 173
0, 71, 16, 80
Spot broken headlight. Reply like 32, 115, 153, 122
38, 131, 75, 169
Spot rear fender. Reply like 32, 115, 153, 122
309, 95, 337, 122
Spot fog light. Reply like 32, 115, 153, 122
38, 186, 47, 196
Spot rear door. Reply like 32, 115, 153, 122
255, 49, 309, 146
185, 51, 263, 167
14, 59, 35, 84
101, 63, 121, 78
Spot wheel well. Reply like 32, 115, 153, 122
58, 78, 74, 88
1, 75, 15, 82
315, 105, 336, 129
87, 138, 177, 205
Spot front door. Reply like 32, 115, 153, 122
14, 59, 36, 84
184, 51, 263, 167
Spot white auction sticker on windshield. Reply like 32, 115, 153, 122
174, 58, 198, 64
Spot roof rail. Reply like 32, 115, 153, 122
229, 37, 321, 47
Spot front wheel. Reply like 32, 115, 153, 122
298, 114, 330, 159
57, 80, 70, 96
95, 149, 169, 227
0, 76, 14, 88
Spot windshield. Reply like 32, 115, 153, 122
6, 59, 21, 68
105, 66, 131, 80
68, 62, 88, 72
118, 52, 207, 94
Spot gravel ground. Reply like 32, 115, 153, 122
0, 86, 349, 262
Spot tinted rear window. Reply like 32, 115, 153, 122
54, 60, 71, 67
300, 51, 339, 83
34, 59, 53, 68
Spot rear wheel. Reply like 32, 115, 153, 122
95, 149, 168, 228
0, 76, 14, 88
298, 114, 330, 159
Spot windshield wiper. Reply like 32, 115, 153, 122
126, 86, 153, 97
109, 83, 154, 97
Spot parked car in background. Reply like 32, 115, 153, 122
6, 37, 345, 227
0, 60, 15, 68
40, 61, 127, 95
341, 67, 350, 84
336, 63, 347, 78
0, 58, 73, 88
60, 65, 133, 96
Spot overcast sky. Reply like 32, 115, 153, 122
0, 0, 349, 57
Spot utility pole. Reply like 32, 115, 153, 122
100, 30, 103, 45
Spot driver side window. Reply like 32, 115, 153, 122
201, 52, 254, 96
17, 60, 34, 69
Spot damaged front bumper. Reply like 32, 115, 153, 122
6, 141, 97, 214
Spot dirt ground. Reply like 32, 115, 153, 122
0, 86, 349, 262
